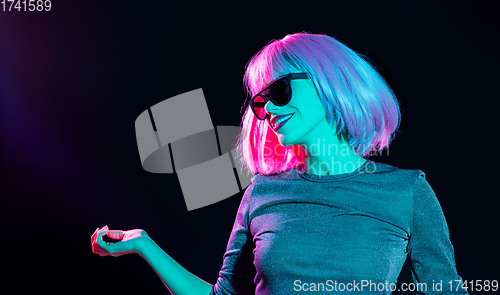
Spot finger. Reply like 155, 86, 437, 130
92, 236, 108, 255
91, 227, 107, 247
93, 227, 110, 254
97, 228, 109, 244
106, 240, 133, 257
91, 228, 99, 245
98, 230, 109, 240
107, 230, 124, 240
92, 242, 107, 255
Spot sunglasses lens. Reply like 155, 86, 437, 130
250, 75, 296, 120
270, 79, 291, 105
252, 95, 267, 119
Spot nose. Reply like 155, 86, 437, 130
264, 100, 279, 117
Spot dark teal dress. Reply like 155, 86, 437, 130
211, 161, 468, 294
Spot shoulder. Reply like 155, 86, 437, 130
378, 165, 446, 226
363, 161, 423, 178
362, 162, 442, 229
242, 170, 291, 198
354, 161, 426, 190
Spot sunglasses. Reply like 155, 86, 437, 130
250, 72, 308, 120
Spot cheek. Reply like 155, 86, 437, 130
301, 104, 325, 127
311, 102, 328, 125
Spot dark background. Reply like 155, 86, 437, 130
1, 1, 498, 294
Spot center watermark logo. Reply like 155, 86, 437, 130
134, 89, 253, 211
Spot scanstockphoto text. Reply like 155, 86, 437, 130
262, 139, 388, 175
262, 139, 389, 158
293, 279, 497, 292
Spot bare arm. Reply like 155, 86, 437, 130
137, 237, 213, 295
91, 226, 213, 295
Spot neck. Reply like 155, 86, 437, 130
300, 138, 366, 176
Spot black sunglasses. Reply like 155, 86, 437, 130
249, 73, 308, 120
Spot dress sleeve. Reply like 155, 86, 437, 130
210, 182, 256, 295
408, 171, 468, 294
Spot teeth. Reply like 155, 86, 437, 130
276, 114, 293, 125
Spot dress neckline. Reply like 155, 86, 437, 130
296, 160, 375, 182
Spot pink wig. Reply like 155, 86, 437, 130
236, 33, 401, 176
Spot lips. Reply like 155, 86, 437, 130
271, 113, 293, 131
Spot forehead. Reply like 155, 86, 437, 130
260, 67, 308, 92
263, 73, 290, 88
255, 69, 290, 93
247, 47, 304, 95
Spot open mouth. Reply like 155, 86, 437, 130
273, 113, 293, 131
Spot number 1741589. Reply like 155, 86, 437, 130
1, 0, 51, 11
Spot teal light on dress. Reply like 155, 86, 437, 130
211, 161, 468, 294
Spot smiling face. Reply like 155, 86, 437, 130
265, 78, 336, 147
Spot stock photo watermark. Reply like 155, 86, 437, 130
262, 138, 388, 176
263, 139, 390, 158
293, 279, 497, 293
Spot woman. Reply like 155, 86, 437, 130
92, 33, 468, 294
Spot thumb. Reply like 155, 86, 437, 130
107, 230, 125, 240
